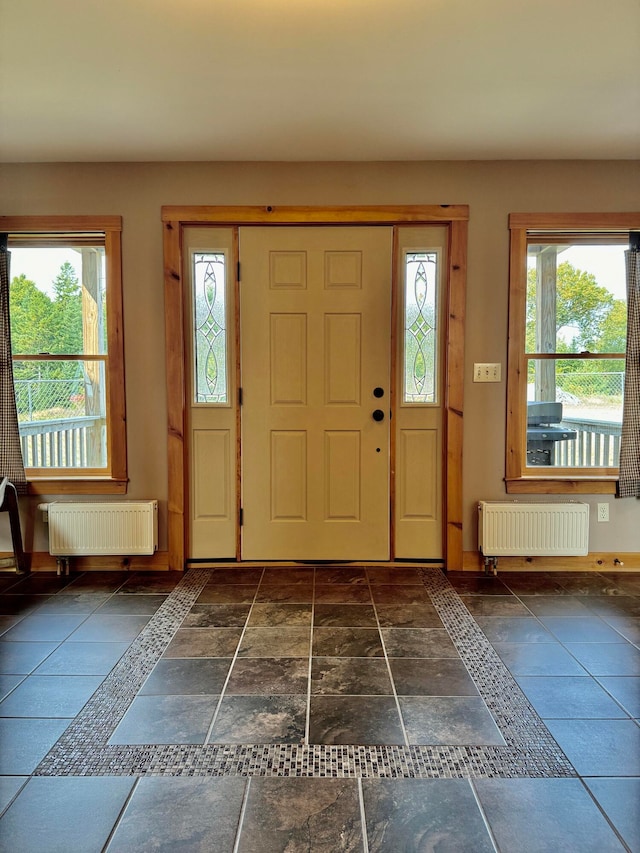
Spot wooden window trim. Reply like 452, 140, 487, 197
1, 216, 127, 495
506, 212, 640, 495
162, 205, 469, 571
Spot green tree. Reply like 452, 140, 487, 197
9, 274, 55, 367
51, 261, 83, 357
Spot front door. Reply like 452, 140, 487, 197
240, 226, 392, 560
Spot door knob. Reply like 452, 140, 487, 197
372, 409, 385, 422
373, 387, 385, 398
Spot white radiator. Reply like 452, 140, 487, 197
478, 501, 589, 558
45, 501, 158, 556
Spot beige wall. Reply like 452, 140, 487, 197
1, 160, 639, 558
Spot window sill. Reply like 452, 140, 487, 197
505, 476, 618, 495
27, 478, 128, 496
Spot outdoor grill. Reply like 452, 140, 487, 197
526, 401, 577, 466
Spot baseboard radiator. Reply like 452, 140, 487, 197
44, 501, 158, 557
478, 501, 589, 569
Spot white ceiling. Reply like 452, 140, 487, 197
1, 0, 639, 163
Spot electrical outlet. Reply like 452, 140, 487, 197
597, 502, 609, 522
473, 363, 502, 383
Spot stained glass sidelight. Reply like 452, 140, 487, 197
193, 253, 228, 403
404, 252, 438, 403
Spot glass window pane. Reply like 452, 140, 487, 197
527, 358, 622, 468
404, 251, 438, 404
526, 243, 627, 355
14, 359, 107, 469
192, 253, 228, 404
9, 246, 107, 356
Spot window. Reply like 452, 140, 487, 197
506, 213, 635, 494
403, 250, 439, 404
191, 251, 229, 404
2, 216, 126, 494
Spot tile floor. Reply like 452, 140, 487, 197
0, 565, 637, 851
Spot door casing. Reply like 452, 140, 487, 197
163, 205, 469, 570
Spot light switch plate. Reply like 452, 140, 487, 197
473, 363, 502, 382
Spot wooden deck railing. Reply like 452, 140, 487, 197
19, 416, 105, 468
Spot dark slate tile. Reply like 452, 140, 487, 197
196, 585, 257, 604
248, 602, 312, 627
116, 571, 183, 594
475, 778, 625, 853
61, 572, 128, 594
545, 718, 640, 775
539, 616, 627, 643
68, 613, 151, 642
226, 657, 309, 695
381, 628, 459, 658
581, 595, 640, 620
260, 567, 314, 586
0, 776, 135, 853
399, 696, 505, 745
492, 642, 587, 676
33, 641, 129, 676
255, 584, 314, 603
475, 616, 555, 643
35, 592, 111, 614
314, 585, 372, 604
554, 573, 628, 596
0, 674, 102, 717
502, 573, 569, 595
362, 778, 495, 852
366, 567, 424, 585
460, 595, 533, 618
0, 776, 27, 816
140, 658, 232, 695
517, 595, 593, 618
375, 604, 443, 628
238, 777, 363, 853
0, 595, 52, 616
208, 695, 306, 744
311, 658, 393, 695
204, 567, 264, 585
563, 642, 640, 676
0, 674, 24, 701
163, 627, 243, 658
182, 603, 251, 627
369, 585, 431, 605
309, 696, 405, 745
0, 641, 58, 675
1, 613, 87, 642
313, 604, 377, 627
110, 694, 217, 744
313, 627, 383, 658
605, 617, 640, 644
445, 572, 511, 596
389, 658, 479, 696
315, 566, 368, 585
596, 676, 640, 717
108, 777, 246, 853
0, 614, 22, 637
5, 574, 74, 595
599, 573, 640, 596
515, 675, 630, 719
95, 594, 167, 615
238, 627, 311, 658
585, 778, 640, 853
0, 718, 69, 773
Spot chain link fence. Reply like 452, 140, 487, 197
15, 378, 87, 422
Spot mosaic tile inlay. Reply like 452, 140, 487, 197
35, 568, 575, 779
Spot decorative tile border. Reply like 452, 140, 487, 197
36, 568, 575, 779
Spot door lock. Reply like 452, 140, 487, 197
372, 409, 385, 422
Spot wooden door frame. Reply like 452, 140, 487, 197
162, 205, 469, 571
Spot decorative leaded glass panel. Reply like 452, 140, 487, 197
192, 252, 228, 404
404, 252, 438, 404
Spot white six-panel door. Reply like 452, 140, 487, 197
240, 227, 392, 560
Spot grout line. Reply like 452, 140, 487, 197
101, 775, 140, 852
468, 778, 500, 853
368, 571, 410, 747
305, 568, 316, 744
204, 567, 266, 744
357, 777, 370, 853
232, 776, 252, 853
